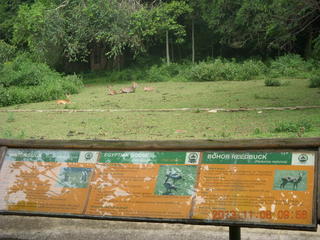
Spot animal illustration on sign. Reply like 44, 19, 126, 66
163, 169, 184, 195
280, 172, 304, 190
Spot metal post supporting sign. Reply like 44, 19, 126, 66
229, 226, 241, 240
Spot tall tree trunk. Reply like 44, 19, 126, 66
304, 29, 313, 59
171, 39, 174, 62
166, 30, 170, 65
192, 18, 195, 64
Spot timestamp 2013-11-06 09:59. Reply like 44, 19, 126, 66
211, 210, 308, 220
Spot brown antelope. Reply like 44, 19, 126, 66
56, 95, 71, 105
107, 86, 117, 95
120, 82, 138, 94
143, 86, 155, 92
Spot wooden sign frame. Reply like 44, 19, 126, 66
0, 138, 319, 232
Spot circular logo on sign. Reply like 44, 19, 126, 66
298, 154, 308, 163
188, 153, 199, 163
85, 152, 93, 161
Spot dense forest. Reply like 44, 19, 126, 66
1, 0, 320, 72
0, 0, 320, 107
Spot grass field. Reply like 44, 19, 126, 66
1, 78, 320, 140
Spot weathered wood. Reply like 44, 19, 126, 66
0, 147, 7, 170
0, 105, 320, 113
315, 147, 320, 224
0, 138, 319, 151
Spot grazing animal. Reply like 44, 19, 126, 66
107, 86, 117, 95
143, 86, 155, 92
120, 82, 138, 94
280, 172, 304, 190
56, 95, 71, 105
165, 171, 183, 184
163, 182, 177, 195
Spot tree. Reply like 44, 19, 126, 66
13, 0, 146, 67
130, 1, 191, 64
198, 0, 320, 57
0, 0, 35, 42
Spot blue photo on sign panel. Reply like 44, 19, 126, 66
273, 170, 307, 191
56, 167, 92, 188
154, 165, 197, 196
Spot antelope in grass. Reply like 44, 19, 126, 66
120, 82, 138, 94
107, 86, 118, 95
143, 86, 155, 92
280, 172, 304, 190
56, 95, 71, 105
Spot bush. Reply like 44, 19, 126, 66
268, 54, 314, 78
0, 55, 83, 107
185, 59, 266, 82
0, 55, 62, 87
309, 74, 320, 88
0, 40, 16, 64
274, 120, 313, 133
264, 78, 281, 86
146, 63, 187, 82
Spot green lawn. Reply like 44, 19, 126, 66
1, 78, 320, 140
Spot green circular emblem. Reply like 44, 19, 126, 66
188, 153, 199, 163
298, 154, 308, 163
85, 152, 93, 161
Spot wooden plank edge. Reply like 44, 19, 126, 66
0, 138, 319, 151
0, 147, 7, 171
315, 147, 320, 224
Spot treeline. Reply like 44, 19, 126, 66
1, 0, 320, 72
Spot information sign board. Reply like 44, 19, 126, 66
0, 148, 317, 230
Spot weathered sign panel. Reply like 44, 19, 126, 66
0, 148, 317, 230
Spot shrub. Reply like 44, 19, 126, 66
274, 120, 313, 133
185, 61, 217, 81
0, 40, 16, 64
264, 78, 281, 86
146, 63, 186, 82
268, 54, 314, 78
185, 59, 266, 82
0, 55, 83, 107
309, 74, 320, 88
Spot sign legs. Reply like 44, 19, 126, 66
229, 226, 241, 240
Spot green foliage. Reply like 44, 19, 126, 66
309, 72, 320, 88
0, 40, 16, 64
1, 129, 25, 139
268, 54, 314, 78
131, 1, 191, 45
185, 59, 266, 82
6, 113, 15, 123
274, 120, 313, 133
264, 78, 281, 87
0, 54, 61, 87
199, 0, 320, 54
0, 55, 83, 107
146, 63, 187, 82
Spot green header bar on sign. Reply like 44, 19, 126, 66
5, 149, 80, 163
100, 152, 187, 164
203, 152, 292, 165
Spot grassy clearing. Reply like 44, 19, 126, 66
1, 78, 320, 110
1, 108, 320, 140
1, 78, 319, 140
